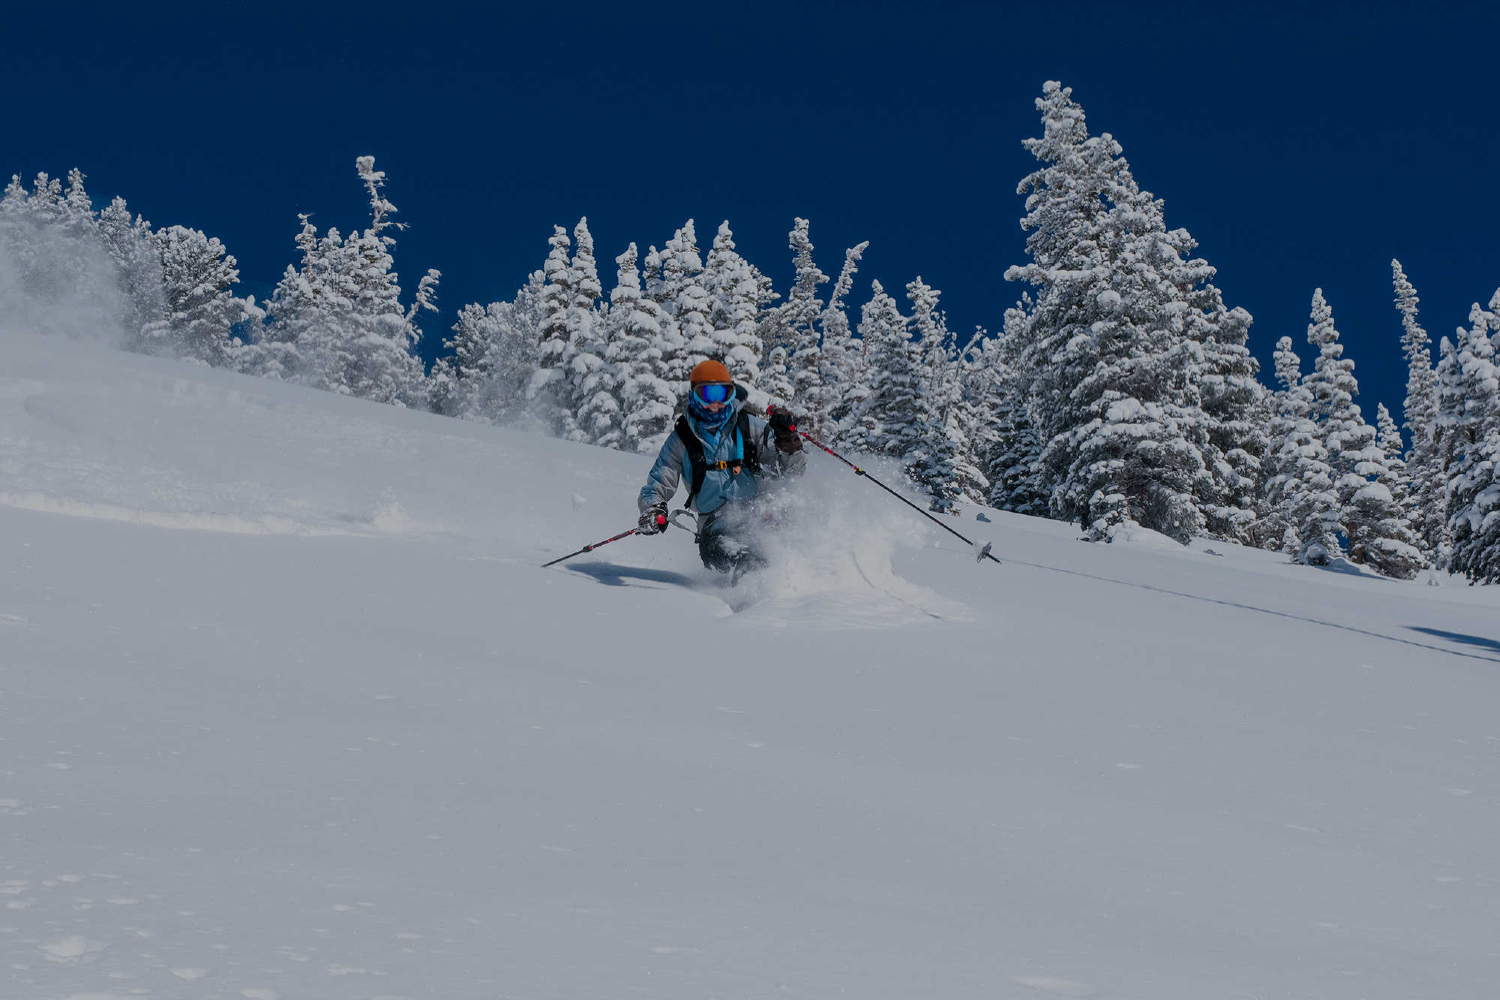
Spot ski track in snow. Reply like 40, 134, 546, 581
4, 332, 1500, 1000
999, 552, 1500, 665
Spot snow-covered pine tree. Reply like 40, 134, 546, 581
430, 304, 483, 418
256, 159, 435, 408
985, 296, 1048, 515
1375, 403, 1412, 513
1446, 295, 1500, 583
1189, 299, 1267, 543
1449, 426, 1500, 584
59, 169, 97, 241
1392, 259, 1444, 557
0, 174, 24, 212
1429, 334, 1466, 566
608, 243, 677, 453
1300, 288, 1419, 575
429, 296, 509, 421
903, 278, 972, 510
1294, 289, 1362, 563
146, 225, 246, 367
1343, 402, 1423, 579
819, 240, 870, 433
752, 261, 791, 404
642, 243, 691, 392
4, 174, 80, 285
97, 196, 166, 351
1256, 337, 1313, 552
444, 270, 548, 426
18, 171, 63, 223
662, 221, 714, 377
1270, 331, 1342, 564
1005, 81, 1213, 544
253, 215, 328, 383
781, 218, 831, 434
567, 218, 621, 447
331, 157, 437, 408
961, 331, 1007, 504
703, 221, 765, 385
533, 224, 578, 436
1, 170, 143, 344
841, 280, 921, 459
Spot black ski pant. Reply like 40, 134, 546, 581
696, 503, 766, 575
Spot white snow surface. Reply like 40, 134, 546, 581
3, 332, 1500, 999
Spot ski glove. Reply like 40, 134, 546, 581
638, 503, 669, 536
768, 410, 803, 453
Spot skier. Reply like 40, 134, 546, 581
636, 360, 805, 576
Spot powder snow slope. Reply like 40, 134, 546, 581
3, 332, 1498, 1000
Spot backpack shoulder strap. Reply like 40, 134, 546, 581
737, 408, 760, 473
675, 415, 707, 509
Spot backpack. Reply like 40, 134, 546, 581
675, 392, 760, 510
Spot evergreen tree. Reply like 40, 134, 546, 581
533, 224, 578, 435
254, 215, 327, 383
1300, 289, 1370, 554
1191, 301, 1267, 543
567, 218, 620, 446
1291, 288, 1418, 575
20, 171, 63, 223
1392, 259, 1444, 556
1430, 335, 1465, 566
430, 301, 491, 418
642, 243, 691, 391
778, 219, 832, 433
1005, 81, 1214, 544
0, 170, 122, 342
703, 221, 765, 384
333, 157, 436, 408
1273, 323, 1341, 564
842, 280, 921, 460
97, 196, 165, 350
985, 299, 1048, 515
819, 240, 870, 432
257, 159, 436, 408
59, 168, 97, 241
904, 278, 971, 509
1257, 336, 1315, 553
608, 244, 677, 452
1343, 403, 1423, 579
430, 278, 546, 424
1375, 403, 1412, 513
1446, 296, 1500, 582
662, 221, 714, 374
146, 224, 245, 367
962, 332, 1009, 506
1449, 427, 1500, 583
0, 174, 25, 213
454, 271, 548, 426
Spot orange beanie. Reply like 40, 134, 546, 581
689, 359, 733, 386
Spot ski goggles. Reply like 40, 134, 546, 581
692, 382, 734, 404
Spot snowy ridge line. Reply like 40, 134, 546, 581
1002, 553, 1500, 664
0, 491, 357, 537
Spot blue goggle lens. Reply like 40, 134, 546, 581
694, 383, 733, 404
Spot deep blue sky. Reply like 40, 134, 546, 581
6, 2, 1498, 427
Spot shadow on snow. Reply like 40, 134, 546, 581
565, 560, 699, 590
1407, 626, 1500, 655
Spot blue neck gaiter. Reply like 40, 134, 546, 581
688, 394, 733, 432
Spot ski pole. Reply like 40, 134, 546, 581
541, 515, 666, 568
771, 407, 1000, 564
